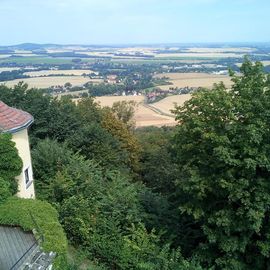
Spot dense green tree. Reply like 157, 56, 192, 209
47, 97, 82, 142
76, 97, 103, 124
136, 126, 177, 194
87, 83, 125, 96
172, 60, 270, 269
0, 133, 23, 194
31, 139, 75, 199
101, 109, 141, 172
111, 100, 138, 129
67, 123, 129, 170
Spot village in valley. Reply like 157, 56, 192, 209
0, 43, 269, 126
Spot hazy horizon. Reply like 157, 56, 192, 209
2, 41, 270, 47
0, 0, 269, 45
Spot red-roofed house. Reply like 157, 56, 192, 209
0, 101, 35, 198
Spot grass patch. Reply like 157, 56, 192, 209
0, 56, 75, 65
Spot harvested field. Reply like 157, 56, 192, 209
150, 94, 192, 116
134, 104, 176, 127
236, 61, 270, 67
262, 61, 270, 66
2, 76, 102, 88
186, 47, 255, 53
94, 95, 175, 127
155, 72, 232, 89
24, 69, 97, 77
155, 53, 244, 58
95, 95, 145, 107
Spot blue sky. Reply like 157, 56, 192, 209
0, 0, 269, 45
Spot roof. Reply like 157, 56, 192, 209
0, 226, 55, 269
0, 101, 33, 133
0, 226, 37, 269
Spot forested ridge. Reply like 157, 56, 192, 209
1, 59, 270, 269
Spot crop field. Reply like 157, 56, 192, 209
134, 104, 175, 127
0, 67, 21, 73
94, 95, 176, 127
185, 47, 255, 53
262, 61, 270, 66
2, 76, 102, 88
155, 72, 232, 89
109, 46, 252, 59
0, 56, 76, 65
24, 69, 97, 77
150, 94, 192, 116
237, 61, 270, 67
95, 95, 144, 107
155, 52, 244, 58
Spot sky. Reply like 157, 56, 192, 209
0, 0, 269, 45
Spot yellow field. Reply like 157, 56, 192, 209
94, 95, 175, 127
95, 95, 143, 106
135, 103, 175, 127
236, 61, 270, 67
2, 76, 102, 88
186, 47, 255, 53
262, 61, 270, 66
24, 69, 97, 77
75, 94, 195, 127
155, 53, 244, 58
150, 94, 191, 116
76, 47, 248, 59
155, 72, 232, 89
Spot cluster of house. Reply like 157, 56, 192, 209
104, 74, 120, 84
121, 90, 142, 96
0, 101, 55, 269
146, 86, 198, 103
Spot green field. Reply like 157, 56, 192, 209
0, 56, 76, 65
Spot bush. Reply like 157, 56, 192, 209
0, 197, 68, 267
0, 133, 23, 194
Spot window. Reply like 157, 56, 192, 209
25, 167, 33, 189
24, 168, 30, 185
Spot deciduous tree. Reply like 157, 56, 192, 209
172, 60, 270, 269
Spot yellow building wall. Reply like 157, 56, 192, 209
11, 128, 35, 199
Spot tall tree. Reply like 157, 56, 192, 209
111, 100, 138, 129
172, 60, 270, 269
